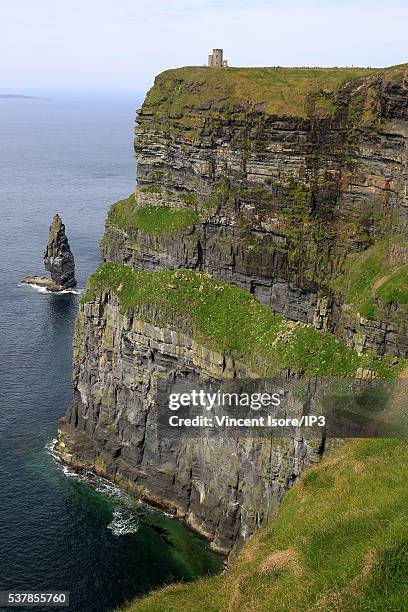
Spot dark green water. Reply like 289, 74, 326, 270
0, 97, 222, 612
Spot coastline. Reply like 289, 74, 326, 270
52, 432, 230, 557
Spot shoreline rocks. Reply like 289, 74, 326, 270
20, 275, 76, 292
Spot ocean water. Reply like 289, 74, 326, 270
0, 97, 222, 612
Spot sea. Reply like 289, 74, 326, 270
0, 96, 222, 612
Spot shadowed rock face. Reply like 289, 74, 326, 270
44, 214, 76, 289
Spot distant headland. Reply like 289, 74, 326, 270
0, 94, 47, 100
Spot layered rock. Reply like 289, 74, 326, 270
337, 300, 408, 357
44, 214, 76, 289
54, 260, 400, 555
55, 290, 322, 554
100, 64, 408, 355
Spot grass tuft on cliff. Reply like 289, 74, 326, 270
332, 241, 408, 318
108, 193, 199, 235
376, 265, 408, 306
119, 438, 408, 612
81, 262, 401, 378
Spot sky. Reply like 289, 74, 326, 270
1, 0, 407, 95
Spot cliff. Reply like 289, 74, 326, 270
56, 282, 322, 554
102, 64, 408, 356
56, 64, 408, 559
55, 261, 400, 553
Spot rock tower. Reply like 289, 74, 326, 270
43, 214, 76, 289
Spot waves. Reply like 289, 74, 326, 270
46, 439, 140, 536
19, 283, 80, 295
107, 510, 140, 536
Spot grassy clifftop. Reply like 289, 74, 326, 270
141, 64, 408, 121
144, 66, 378, 118
121, 438, 408, 611
82, 262, 401, 378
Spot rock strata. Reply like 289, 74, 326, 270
100, 64, 408, 356
55, 291, 323, 555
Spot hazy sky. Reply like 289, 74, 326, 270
2, 0, 407, 94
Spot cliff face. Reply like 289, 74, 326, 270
55, 289, 322, 554
101, 65, 408, 356
57, 64, 408, 556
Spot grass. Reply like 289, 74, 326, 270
145, 66, 380, 118
332, 241, 408, 317
143, 64, 408, 123
140, 184, 163, 194
332, 241, 390, 319
81, 262, 402, 378
120, 438, 408, 612
107, 194, 199, 235
376, 265, 408, 306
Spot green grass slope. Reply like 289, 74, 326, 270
331, 240, 408, 319
120, 438, 408, 612
82, 262, 402, 378
107, 193, 199, 235
377, 266, 408, 306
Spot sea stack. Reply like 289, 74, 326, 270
21, 214, 76, 292
44, 214, 76, 289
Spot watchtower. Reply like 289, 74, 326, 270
208, 49, 228, 68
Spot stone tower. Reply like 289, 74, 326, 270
208, 49, 228, 67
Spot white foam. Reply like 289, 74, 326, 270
107, 509, 140, 536
22, 283, 49, 294
45, 438, 58, 453
45, 438, 176, 536
19, 282, 80, 295
55, 288, 80, 295
46, 438, 144, 535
